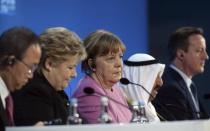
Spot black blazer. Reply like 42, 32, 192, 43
0, 98, 7, 131
12, 71, 70, 126
152, 66, 209, 121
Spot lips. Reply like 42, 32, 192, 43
114, 70, 121, 74
113, 72, 121, 77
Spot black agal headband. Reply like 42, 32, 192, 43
124, 59, 159, 66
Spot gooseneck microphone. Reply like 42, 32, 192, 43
120, 78, 155, 100
84, 87, 95, 95
83, 87, 129, 109
83, 87, 132, 123
120, 77, 169, 121
120, 78, 206, 120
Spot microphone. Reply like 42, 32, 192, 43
83, 87, 130, 110
84, 87, 95, 95
120, 77, 169, 121
120, 78, 208, 120
120, 78, 155, 100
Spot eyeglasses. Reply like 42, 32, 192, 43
18, 60, 38, 74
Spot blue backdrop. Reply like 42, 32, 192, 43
0, 0, 147, 96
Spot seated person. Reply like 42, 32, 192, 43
12, 27, 86, 126
120, 53, 165, 122
153, 27, 209, 120
73, 30, 132, 124
0, 27, 41, 130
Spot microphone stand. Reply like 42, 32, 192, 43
129, 81, 155, 100
83, 87, 130, 110
120, 78, 173, 121
83, 87, 131, 123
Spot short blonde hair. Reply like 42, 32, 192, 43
39, 27, 86, 68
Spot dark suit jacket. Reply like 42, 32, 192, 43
152, 66, 209, 121
0, 98, 7, 131
12, 71, 70, 126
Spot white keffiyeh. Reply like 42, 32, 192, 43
120, 53, 165, 123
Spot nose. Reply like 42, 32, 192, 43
204, 50, 209, 60
157, 76, 163, 87
115, 57, 123, 67
70, 68, 77, 79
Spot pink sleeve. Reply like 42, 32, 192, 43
77, 94, 101, 124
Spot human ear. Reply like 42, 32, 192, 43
88, 58, 96, 71
177, 49, 185, 61
44, 58, 53, 71
7, 55, 16, 65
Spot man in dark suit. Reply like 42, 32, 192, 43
0, 27, 41, 130
153, 27, 209, 120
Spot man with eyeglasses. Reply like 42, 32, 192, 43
0, 27, 42, 130
17, 59, 38, 75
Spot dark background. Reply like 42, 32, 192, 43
149, 0, 210, 114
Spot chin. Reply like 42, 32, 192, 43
111, 78, 120, 83
62, 84, 68, 89
15, 84, 23, 91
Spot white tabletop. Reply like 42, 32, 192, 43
6, 119, 210, 131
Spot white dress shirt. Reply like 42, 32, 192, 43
0, 76, 10, 109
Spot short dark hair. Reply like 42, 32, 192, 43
0, 26, 39, 69
168, 27, 204, 61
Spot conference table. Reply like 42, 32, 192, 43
7, 120, 210, 131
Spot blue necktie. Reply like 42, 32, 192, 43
190, 82, 200, 117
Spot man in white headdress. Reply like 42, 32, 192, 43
120, 53, 165, 123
